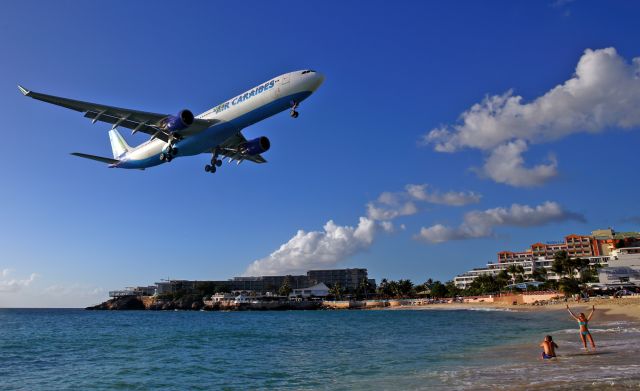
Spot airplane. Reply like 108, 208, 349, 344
18, 70, 324, 173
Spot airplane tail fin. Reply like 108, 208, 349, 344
108, 129, 132, 159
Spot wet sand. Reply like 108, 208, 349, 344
390, 297, 640, 389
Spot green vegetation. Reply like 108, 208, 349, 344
278, 277, 292, 297
329, 282, 344, 300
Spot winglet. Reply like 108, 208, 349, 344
17, 85, 31, 96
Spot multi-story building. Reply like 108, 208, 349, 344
146, 268, 372, 296
307, 268, 370, 291
453, 228, 638, 289
597, 247, 640, 286
226, 275, 311, 293
109, 285, 157, 298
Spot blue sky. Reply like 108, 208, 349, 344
2, 1, 640, 306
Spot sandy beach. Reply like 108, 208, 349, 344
418, 296, 640, 322
390, 296, 640, 389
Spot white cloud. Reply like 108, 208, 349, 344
366, 201, 418, 221
0, 270, 38, 293
478, 140, 558, 187
415, 201, 584, 243
246, 183, 480, 275
405, 184, 481, 206
244, 217, 377, 276
380, 221, 395, 233
366, 184, 480, 221
423, 47, 640, 186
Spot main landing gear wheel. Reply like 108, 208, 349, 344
290, 110, 299, 118
170, 147, 178, 156
205, 148, 222, 174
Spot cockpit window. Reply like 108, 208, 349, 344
301, 70, 316, 74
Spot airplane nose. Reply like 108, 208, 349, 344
311, 72, 325, 91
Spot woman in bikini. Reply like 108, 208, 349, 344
566, 304, 596, 350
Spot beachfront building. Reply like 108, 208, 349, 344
453, 228, 639, 289
146, 268, 372, 297
307, 268, 370, 291
109, 285, 157, 298
597, 247, 640, 287
290, 282, 330, 298
226, 275, 311, 293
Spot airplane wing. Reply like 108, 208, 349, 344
217, 132, 267, 164
18, 85, 213, 143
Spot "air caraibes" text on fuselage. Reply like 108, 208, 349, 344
209, 80, 276, 116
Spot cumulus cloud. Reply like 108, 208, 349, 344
244, 217, 377, 276
423, 47, 640, 186
405, 184, 481, 206
366, 184, 480, 221
246, 183, 480, 275
415, 201, 585, 243
0, 270, 38, 293
366, 200, 418, 221
478, 140, 558, 187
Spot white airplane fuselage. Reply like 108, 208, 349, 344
115, 70, 324, 169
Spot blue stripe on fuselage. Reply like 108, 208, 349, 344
116, 91, 313, 170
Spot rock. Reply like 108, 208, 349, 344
85, 296, 145, 310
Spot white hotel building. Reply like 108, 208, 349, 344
452, 229, 639, 289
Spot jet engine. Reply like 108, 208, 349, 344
160, 109, 194, 132
241, 136, 271, 155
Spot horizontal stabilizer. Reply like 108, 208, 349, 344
17, 85, 31, 96
71, 152, 119, 164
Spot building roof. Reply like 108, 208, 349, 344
295, 282, 329, 291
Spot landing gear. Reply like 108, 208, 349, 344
159, 145, 178, 162
290, 100, 299, 118
205, 148, 222, 174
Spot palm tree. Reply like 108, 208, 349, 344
496, 269, 510, 290
329, 282, 344, 300
531, 267, 548, 282
397, 279, 415, 298
278, 277, 292, 297
506, 264, 518, 284
515, 265, 526, 283
552, 250, 570, 278
376, 278, 389, 298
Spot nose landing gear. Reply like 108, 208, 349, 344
290, 100, 299, 118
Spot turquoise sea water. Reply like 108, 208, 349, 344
1, 308, 639, 390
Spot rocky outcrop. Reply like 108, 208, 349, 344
86, 296, 146, 310
88, 296, 323, 311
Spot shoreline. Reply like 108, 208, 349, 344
389, 296, 640, 323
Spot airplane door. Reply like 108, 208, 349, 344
275, 73, 290, 98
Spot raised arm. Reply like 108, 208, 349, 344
587, 305, 595, 321
566, 304, 578, 320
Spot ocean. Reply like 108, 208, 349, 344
1, 308, 639, 390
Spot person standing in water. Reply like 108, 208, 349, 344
566, 304, 596, 350
540, 335, 558, 359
